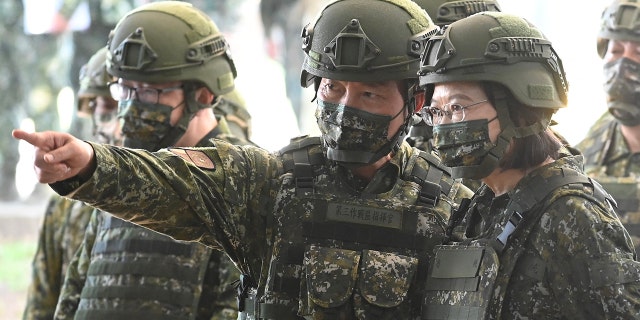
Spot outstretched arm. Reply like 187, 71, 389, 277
12, 130, 96, 184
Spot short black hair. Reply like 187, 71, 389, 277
484, 83, 562, 171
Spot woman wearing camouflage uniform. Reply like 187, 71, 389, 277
419, 11, 640, 319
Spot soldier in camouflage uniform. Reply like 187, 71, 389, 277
14, 0, 475, 318
0, 0, 27, 200
51, 2, 250, 319
575, 0, 640, 252
406, 0, 502, 193
417, 12, 640, 318
23, 46, 120, 320
406, 0, 501, 152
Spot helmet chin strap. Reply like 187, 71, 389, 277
156, 83, 211, 150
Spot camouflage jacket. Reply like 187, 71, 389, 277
425, 150, 640, 319
52, 138, 473, 319
575, 112, 640, 252
53, 123, 249, 320
23, 196, 94, 320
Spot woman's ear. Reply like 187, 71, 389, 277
413, 90, 426, 113
195, 87, 215, 104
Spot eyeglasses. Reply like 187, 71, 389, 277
108, 82, 183, 104
421, 99, 488, 125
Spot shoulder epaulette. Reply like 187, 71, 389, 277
167, 148, 215, 170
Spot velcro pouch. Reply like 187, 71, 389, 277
304, 245, 360, 308
357, 249, 417, 307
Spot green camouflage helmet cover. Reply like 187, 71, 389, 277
77, 46, 111, 116
413, 0, 501, 26
106, 1, 236, 96
419, 12, 568, 110
597, 0, 640, 58
420, 12, 568, 178
300, 0, 438, 87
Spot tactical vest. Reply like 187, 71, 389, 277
421, 167, 616, 320
75, 214, 213, 320
239, 136, 456, 319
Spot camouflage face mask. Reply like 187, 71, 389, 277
93, 109, 122, 146
118, 99, 184, 151
315, 99, 405, 166
603, 57, 640, 126
433, 118, 496, 178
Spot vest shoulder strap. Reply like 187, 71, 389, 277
493, 167, 610, 251
410, 149, 453, 207
280, 136, 324, 195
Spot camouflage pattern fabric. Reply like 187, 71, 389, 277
214, 92, 252, 141
0, 0, 25, 199
54, 126, 247, 320
50, 139, 473, 319
575, 112, 640, 252
23, 196, 94, 320
432, 149, 640, 318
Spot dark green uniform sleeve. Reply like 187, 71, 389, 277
532, 194, 640, 318
60, 140, 280, 277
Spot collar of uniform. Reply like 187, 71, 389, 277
361, 144, 406, 194
509, 150, 584, 202
339, 145, 405, 195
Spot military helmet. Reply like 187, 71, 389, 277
300, 0, 438, 87
419, 12, 568, 110
77, 46, 112, 116
597, 0, 640, 58
413, 0, 501, 26
106, 1, 236, 96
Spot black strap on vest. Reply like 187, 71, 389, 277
410, 151, 453, 207
487, 168, 615, 317
490, 167, 596, 252
280, 136, 324, 195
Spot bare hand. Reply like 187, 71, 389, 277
12, 129, 95, 184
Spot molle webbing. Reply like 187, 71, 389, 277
75, 309, 186, 320
98, 216, 194, 256
81, 215, 204, 319
92, 238, 195, 256
280, 137, 324, 195
269, 246, 306, 294
411, 151, 453, 206
79, 284, 196, 308
86, 258, 202, 282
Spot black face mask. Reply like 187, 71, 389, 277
433, 118, 498, 179
603, 57, 640, 126
118, 99, 184, 151
315, 99, 406, 166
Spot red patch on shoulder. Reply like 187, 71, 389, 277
168, 148, 215, 170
